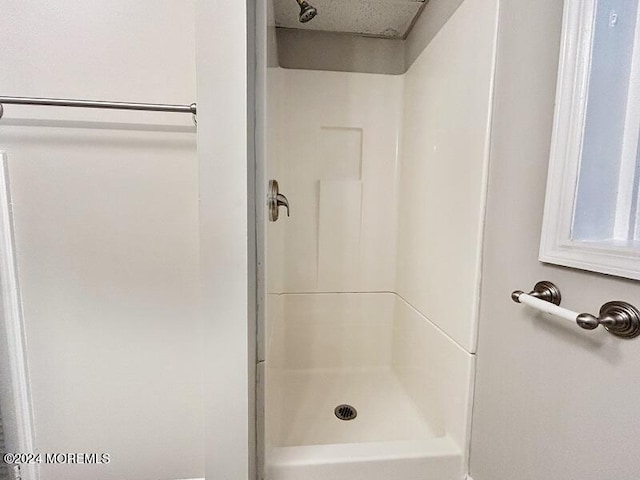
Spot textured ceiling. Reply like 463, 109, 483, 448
274, 0, 427, 39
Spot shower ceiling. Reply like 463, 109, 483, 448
274, 0, 427, 39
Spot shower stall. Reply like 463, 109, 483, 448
259, 0, 499, 478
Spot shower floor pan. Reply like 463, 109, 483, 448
266, 368, 464, 480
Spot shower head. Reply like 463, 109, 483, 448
296, 0, 318, 23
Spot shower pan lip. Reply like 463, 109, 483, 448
267, 437, 463, 480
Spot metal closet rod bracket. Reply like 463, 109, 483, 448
512, 281, 640, 339
0, 96, 197, 126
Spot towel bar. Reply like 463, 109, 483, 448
511, 281, 640, 339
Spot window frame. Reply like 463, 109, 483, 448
540, 0, 640, 280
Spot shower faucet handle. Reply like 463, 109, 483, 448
268, 180, 290, 222
276, 193, 290, 217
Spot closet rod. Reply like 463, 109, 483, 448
0, 96, 197, 118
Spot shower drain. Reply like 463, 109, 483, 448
334, 404, 357, 421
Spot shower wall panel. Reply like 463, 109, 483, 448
396, 0, 499, 353
268, 293, 395, 370
268, 70, 403, 294
392, 296, 474, 450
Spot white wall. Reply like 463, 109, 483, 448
470, 0, 640, 479
0, 2, 202, 479
397, 0, 499, 353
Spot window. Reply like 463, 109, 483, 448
540, 0, 640, 280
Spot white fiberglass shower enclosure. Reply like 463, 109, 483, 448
260, 0, 499, 478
